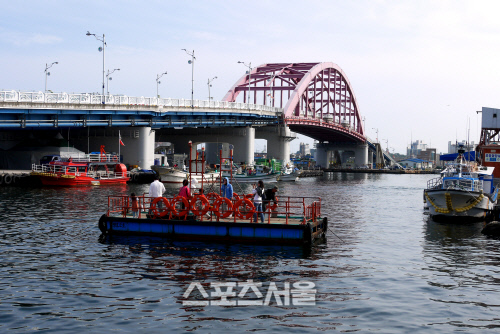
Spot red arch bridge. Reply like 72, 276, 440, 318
0, 62, 393, 169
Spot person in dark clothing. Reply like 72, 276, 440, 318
262, 186, 278, 212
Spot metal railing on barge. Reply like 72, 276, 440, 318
106, 194, 322, 225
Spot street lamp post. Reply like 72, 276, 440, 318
156, 71, 167, 98
44, 61, 58, 93
372, 128, 379, 143
207, 76, 217, 102
237, 61, 252, 104
182, 49, 195, 107
86, 31, 106, 97
106, 68, 120, 95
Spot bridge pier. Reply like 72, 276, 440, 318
69, 127, 155, 169
255, 125, 295, 165
158, 126, 256, 165
315, 142, 368, 168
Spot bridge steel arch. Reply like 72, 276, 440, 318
223, 62, 366, 143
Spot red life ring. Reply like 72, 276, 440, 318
150, 197, 171, 218
170, 196, 190, 217
234, 198, 255, 220
267, 196, 279, 211
233, 193, 240, 201
207, 192, 220, 202
213, 197, 233, 219
190, 195, 210, 216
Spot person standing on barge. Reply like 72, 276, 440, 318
149, 174, 165, 201
220, 177, 233, 217
252, 180, 265, 223
262, 185, 278, 212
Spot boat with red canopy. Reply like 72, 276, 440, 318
31, 145, 129, 186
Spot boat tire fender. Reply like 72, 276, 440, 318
234, 198, 255, 220
4, 174, 12, 185
98, 214, 108, 234
304, 222, 313, 245
213, 197, 233, 219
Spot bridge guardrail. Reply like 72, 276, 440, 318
0, 90, 283, 113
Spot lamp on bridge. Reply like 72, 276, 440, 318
106, 68, 120, 95
182, 49, 195, 107
372, 127, 379, 143
44, 61, 58, 93
86, 31, 106, 97
237, 61, 252, 104
156, 71, 167, 98
207, 76, 217, 101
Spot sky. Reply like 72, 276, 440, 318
2, 0, 500, 154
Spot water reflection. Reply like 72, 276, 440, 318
5, 174, 500, 332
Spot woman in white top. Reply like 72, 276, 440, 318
252, 180, 265, 223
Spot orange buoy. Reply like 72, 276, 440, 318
170, 196, 190, 217
190, 195, 210, 216
234, 198, 255, 219
213, 197, 233, 219
150, 197, 171, 218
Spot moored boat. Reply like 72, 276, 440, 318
220, 164, 279, 183
31, 146, 129, 186
276, 164, 300, 182
151, 165, 218, 184
424, 146, 499, 222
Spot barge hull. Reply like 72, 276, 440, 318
99, 215, 327, 246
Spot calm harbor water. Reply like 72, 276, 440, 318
2, 173, 500, 333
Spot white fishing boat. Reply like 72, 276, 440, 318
276, 164, 299, 182
220, 164, 278, 183
151, 165, 218, 184
424, 146, 499, 222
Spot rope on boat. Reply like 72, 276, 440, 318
425, 192, 484, 214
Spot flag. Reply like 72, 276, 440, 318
119, 131, 125, 146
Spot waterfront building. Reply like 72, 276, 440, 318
398, 158, 433, 169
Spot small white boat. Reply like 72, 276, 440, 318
151, 165, 218, 184
220, 164, 278, 183
276, 164, 299, 182
424, 146, 499, 222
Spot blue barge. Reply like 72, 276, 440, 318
98, 194, 328, 246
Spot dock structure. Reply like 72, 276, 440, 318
98, 194, 327, 246
298, 169, 324, 177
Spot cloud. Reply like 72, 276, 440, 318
0, 31, 62, 47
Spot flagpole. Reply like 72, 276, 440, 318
119, 130, 121, 162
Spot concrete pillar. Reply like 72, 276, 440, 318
161, 127, 254, 165
70, 127, 155, 169
255, 125, 295, 164
232, 126, 254, 165
314, 143, 329, 168
354, 143, 368, 167
205, 142, 230, 164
